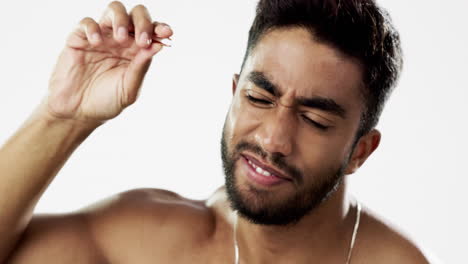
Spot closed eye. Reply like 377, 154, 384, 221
244, 89, 276, 108
246, 94, 273, 105
301, 115, 329, 130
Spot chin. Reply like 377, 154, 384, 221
225, 166, 345, 226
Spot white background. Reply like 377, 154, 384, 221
0, 0, 466, 263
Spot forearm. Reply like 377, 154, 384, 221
0, 103, 99, 261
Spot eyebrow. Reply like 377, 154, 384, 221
248, 71, 279, 96
247, 71, 347, 119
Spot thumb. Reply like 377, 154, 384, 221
122, 43, 164, 106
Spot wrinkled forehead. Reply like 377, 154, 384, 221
240, 27, 364, 111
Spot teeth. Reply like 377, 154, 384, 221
249, 159, 273, 177
248, 160, 272, 177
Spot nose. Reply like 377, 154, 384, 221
255, 107, 296, 157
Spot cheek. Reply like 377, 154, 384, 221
228, 96, 263, 140
295, 128, 355, 171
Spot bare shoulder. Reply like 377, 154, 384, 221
7, 188, 216, 264
83, 187, 211, 224
352, 204, 441, 264
84, 187, 216, 235
82, 188, 216, 262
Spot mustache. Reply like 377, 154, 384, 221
234, 141, 304, 184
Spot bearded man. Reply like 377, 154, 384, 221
0, 0, 435, 263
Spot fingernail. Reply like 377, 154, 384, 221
91, 33, 101, 42
140, 32, 150, 46
117, 27, 127, 40
154, 37, 172, 47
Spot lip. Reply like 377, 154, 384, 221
241, 153, 292, 181
241, 155, 289, 187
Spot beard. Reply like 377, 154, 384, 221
221, 126, 351, 226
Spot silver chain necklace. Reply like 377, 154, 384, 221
233, 202, 361, 264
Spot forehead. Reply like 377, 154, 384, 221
242, 27, 364, 111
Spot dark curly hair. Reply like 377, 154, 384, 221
241, 0, 403, 138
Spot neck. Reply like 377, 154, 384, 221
235, 182, 355, 264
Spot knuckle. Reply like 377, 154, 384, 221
132, 4, 147, 12
80, 17, 94, 24
108, 1, 124, 9
131, 4, 151, 19
79, 17, 97, 29
107, 1, 128, 21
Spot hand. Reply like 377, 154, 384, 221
45, 1, 173, 124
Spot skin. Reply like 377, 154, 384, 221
0, 2, 436, 264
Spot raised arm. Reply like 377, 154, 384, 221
0, 2, 173, 262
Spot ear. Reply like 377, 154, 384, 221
232, 74, 240, 95
344, 129, 381, 175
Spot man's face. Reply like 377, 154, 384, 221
221, 27, 364, 226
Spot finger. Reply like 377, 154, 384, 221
130, 5, 154, 48
123, 43, 164, 106
77, 17, 102, 46
122, 57, 152, 107
153, 22, 173, 39
99, 1, 130, 42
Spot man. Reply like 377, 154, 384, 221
0, 0, 435, 263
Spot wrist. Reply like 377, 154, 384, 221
31, 100, 102, 138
